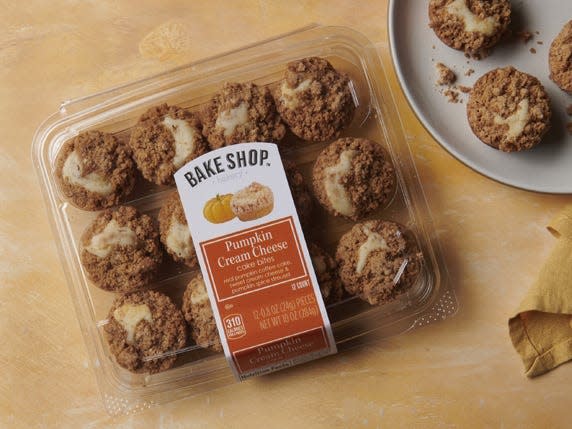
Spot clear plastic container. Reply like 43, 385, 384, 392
32, 24, 457, 415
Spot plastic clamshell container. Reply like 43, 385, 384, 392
32, 25, 457, 415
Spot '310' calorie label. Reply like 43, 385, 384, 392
174, 142, 336, 380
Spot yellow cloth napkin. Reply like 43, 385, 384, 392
509, 206, 572, 377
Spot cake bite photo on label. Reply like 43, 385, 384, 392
230, 182, 274, 222
202, 182, 274, 224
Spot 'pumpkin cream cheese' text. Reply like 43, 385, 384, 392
218, 230, 289, 268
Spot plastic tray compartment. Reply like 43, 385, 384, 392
32, 24, 457, 415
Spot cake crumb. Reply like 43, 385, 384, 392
535, 31, 540, 35
537, 41, 543, 45
530, 48, 537, 54
458, 85, 472, 93
464, 68, 475, 77
444, 89, 459, 103
516, 30, 533, 43
436, 62, 456, 85
566, 104, 572, 116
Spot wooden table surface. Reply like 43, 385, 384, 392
2, 1, 571, 427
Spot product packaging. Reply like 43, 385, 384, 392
32, 25, 457, 415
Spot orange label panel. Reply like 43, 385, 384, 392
200, 216, 333, 379
201, 218, 307, 301
233, 327, 328, 373
175, 143, 336, 380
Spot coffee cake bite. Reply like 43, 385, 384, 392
283, 160, 313, 227
158, 192, 197, 268
55, 130, 136, 211
274, 57, 355, 142
429, 0, 511, 58
129, 104, 208, 185
80, 205, 162, 293
230, 182, 274, 222
467, 67, 551, 152
549, 20, 572, 94
312, 137, 395, 221
182, 274, 222, 352
308, 243, 344, 306
104, 290, 187, 373
336, 220, 423, 306
201, 82, 286, 149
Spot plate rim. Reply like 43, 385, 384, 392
387, 0, 571, 195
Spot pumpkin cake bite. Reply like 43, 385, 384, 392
274, 57, 355, 142
308, 243, 344, 306
428, 0, 511, 58
55, 130, 136, 211
182, 274, 223, 352
104, 290, 187, 373
129, 104, 208, 185
549, 20, 572, 94
312, 137, 395, 221
336, 220, 423, 305
201, 82, 286, 149
467, 67, 551, 152
80, 205, 163, 293
283, 160, 313, 228
158, 192, 197, 267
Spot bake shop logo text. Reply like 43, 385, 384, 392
184, 148, 270, 188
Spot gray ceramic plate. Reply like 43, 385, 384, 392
389, 0, 572, 193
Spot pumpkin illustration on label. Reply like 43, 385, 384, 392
203, 194, 236, 224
